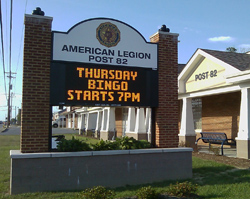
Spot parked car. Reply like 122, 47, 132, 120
52, 116, 66, 128
52, 120, 59, 128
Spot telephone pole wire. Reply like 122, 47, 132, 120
7, 0, 13, 127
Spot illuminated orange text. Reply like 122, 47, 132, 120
88, 80, 128, 91
77, 67, 137, 80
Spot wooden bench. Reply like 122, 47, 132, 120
195, 132, 236, 155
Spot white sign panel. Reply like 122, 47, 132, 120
52, 18, 158, 69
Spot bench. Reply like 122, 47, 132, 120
195, 132, 236, 155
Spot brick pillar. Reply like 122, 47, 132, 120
21, 14, 53, 153
150, 30, 179, 148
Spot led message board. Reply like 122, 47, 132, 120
50, 62, 158, 107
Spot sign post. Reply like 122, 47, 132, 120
21, 13, 52, 153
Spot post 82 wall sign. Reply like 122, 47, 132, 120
51, 18, 158, 107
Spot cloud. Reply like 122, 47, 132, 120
238, 44, 250, 49
208, 36, 234, 42
183, 27, 193, 32
183, 27, 201, 34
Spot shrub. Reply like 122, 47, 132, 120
135, 186, 159, 199
135, 139, 151, 149
117, 136, 136, 149
57, 136, 91, 152
116, 136, 151, 150
91, 137, 151, 151
57, 136, 151, 152
91, 139, 119, 151
82, 186, 115, 199
168, 181, 198, 197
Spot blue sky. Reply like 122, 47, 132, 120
1, 0, 250, 120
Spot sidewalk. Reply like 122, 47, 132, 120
1, 126, 7, 133
197, 145, 237, 158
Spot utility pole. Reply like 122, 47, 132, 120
11, 92, 14, 122
6, 71, 16, 127
15, 106, 16, 124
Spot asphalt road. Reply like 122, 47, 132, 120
0, 125, 79, 136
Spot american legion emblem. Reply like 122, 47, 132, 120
96, 22, 120, 48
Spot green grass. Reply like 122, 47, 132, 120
1, 134, 250, 198
63, 134, 100, 145
192, 157, 250, 199
0, 135, 20, 197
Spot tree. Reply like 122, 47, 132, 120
10, 118, 16, 124
239, 47, 250, 53
226, 47, 237, 52
16, 112, 21, 125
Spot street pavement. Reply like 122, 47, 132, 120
0, 125, 78, 135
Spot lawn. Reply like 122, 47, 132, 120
1, 134, 250, 198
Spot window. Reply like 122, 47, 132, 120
192, 98, 202, 131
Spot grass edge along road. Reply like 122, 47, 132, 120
1, 134, 250, 199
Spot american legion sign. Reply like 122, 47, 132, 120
51, 18, 158, 107
10, 12, 191, 194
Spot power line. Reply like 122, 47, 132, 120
0, 0, 7, 101
4, 0, 9, 73
6, 0, 13, 127
9, 0, 12, 73
0, 0, 26, 123
12, 0, 28, 102
15, 0, 27, 74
